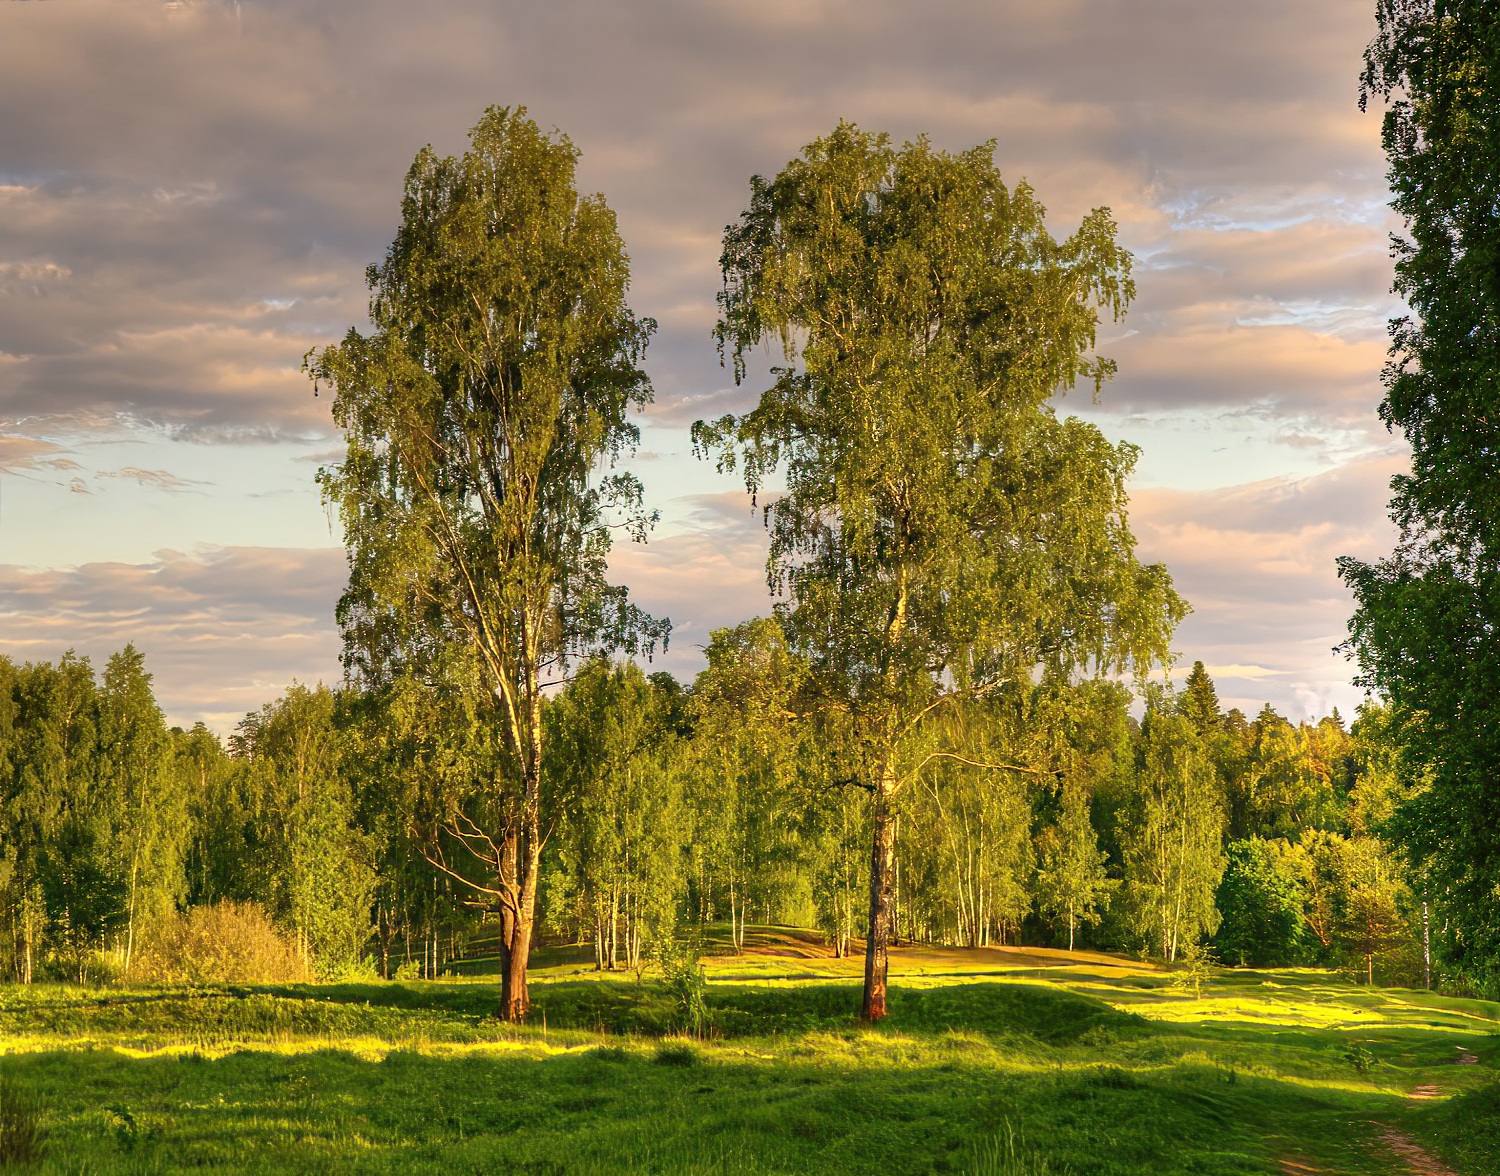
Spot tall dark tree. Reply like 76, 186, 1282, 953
1179, 661, 1222, 738
310, 107, 665, 1019
1338, 1, 1500, 992
698, 124, 1185, 1019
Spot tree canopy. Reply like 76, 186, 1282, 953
696, 123, 1186, 1019
1340, 0, 1500, 994
308, 105, 665, 1019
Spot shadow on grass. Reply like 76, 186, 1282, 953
0, 1030, 1417, 1175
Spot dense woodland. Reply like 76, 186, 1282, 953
3, 1, 1495, 1024
0, 642, 1426, 993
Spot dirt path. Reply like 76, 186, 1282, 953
1275, 1124, 1461, 1176
1370, 1123, 1461, 1176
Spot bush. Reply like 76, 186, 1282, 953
1213, 839, 1312, 967
652, 1042, 700, 1067
657, 931, 711, 1037
130, 901, 314, 985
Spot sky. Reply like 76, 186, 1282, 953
0, 0, 1405, 731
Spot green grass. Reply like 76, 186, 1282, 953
0, 929, 1490, 1173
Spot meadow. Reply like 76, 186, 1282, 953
0, 930, 1492, 1175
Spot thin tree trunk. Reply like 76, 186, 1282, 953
861, 766, 896, 1022
608, 889, 619, 970
1422, 900, 1431, 990
23, 897, 33, 986
502, 796, 540, 1019
125, 849, 140, 974
500, 705, 543, 1021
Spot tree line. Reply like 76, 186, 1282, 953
0, 642, 1428, 993
16, 0, 1495, 1012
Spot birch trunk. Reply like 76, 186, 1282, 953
861, 760, 897, 1022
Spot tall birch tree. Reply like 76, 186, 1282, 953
310, 107, 665, 1019
698, 124, 1185, 1019
1122, 709, 1226, 962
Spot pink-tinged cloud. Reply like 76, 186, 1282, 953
0, 546, 346, 732
1129, 454, 1405, 718
607, 514, 775, 679
0, 0, 1403, 724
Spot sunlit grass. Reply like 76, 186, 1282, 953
0, 928, 1490, 1172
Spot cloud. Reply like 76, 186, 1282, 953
0, 0, 1390, 435
0, 0, 1403, 721
0, 434, 82, 475
1130, 453, 1403, 717
97, 466, 208, 492
606, 516, 774, 683
0, 545, 346, 731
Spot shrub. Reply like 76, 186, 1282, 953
657, 932, 711, 1037
1213, 839, 1312, 968
393, 958, 423, 982
652, 1042, 700, 1067
130, 901, 314, 985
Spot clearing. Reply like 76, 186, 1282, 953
0, 928, 1493, 1174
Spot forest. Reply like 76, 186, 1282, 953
0, 644, 1425, 996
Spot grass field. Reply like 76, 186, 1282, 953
0, 928, 1492, 1174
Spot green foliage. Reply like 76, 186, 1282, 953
698, 123, 1183, 1015
0, 634, 1434, 1000
97, 645, 187, 969
546, 660, 686, 972
687, 619, 810, 949
1170, 940, 1215, 999
1121, 708, 1225, 961
1178, 661, 1222, 738
40, 816, 126, 984
1035, 774, 1115, 951
1232, 706, 1341, 842
656, 932, 711, 1038
234, 685, 375, 979
901, 694, 1040, 948
698, 121, 1183, 738
309, 104, 665, 693
1213, 839, 1310, 968
308, 104, 666, 1016
1340, 1, 1500, 994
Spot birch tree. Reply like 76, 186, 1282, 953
310, 107, 665, 1019
96, 645, 184, 972
698, 123, 1185, 1018
1036, 776, 1113, 951
546, 659, 685, 972
688, 619, 806, 948
1123, 709, 1226, 962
